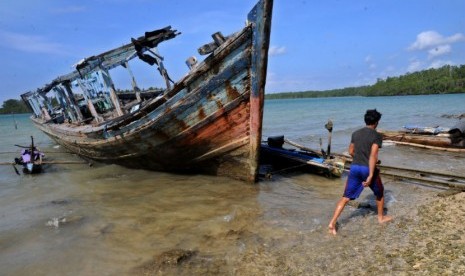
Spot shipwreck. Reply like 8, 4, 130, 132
20, 0, 273, 182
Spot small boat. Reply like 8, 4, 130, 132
260, 136, 346, 177
402, 125, 451, 135
19, 0, 273, 182
380, 121, 465, 151
14, 137, 44, 174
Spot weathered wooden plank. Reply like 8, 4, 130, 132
248, 0, 273, 182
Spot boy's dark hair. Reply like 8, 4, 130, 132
364, 109, 382, 125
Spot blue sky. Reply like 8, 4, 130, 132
1, 0, 464, 104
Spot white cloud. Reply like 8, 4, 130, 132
408, 30, 465, 51
0, 30, 65, 54
428, 44, 451, 59
428, 59, 454, 69
269, 46, 286, 56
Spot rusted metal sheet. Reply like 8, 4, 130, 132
22, 0, 273, 182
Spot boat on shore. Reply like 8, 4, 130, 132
260, 136, 346, 178
380, 122, 465, 152
13, 136, 44, 174
19, 0, 273, 182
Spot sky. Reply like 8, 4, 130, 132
1, 0, 464, 104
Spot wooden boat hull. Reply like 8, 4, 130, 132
27, 0, 273, 182
260, 137, 345, 177
33, 98, 252, 178
22, 163, 42, 174
381, 130, 451, 147
381, 130, 465, 150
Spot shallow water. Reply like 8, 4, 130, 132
1, 94, 464, 275
0, 163, 442, 275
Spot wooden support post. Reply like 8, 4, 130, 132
63, 82, 84, 122
39, 94, 53, 116
151, 47, 171, 91
76, 79, 104, 123
55, 86, 76, 122
41, 107, 52, 121
124, 61, 141, 102
100, 68, 124, 116
52, 87, 73, 121
28, 96, 42, 117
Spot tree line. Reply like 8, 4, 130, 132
266, 64, 465, 99
0, 99, 30, 114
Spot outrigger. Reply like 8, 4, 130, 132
13, 136, 44, 174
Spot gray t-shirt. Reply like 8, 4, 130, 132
350, 127, 383, 166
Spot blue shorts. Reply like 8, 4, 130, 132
343, 164, 384, 200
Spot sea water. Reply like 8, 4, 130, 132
263, 94, 465, 152
1, 94, 464, 275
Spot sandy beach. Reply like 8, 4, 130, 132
383, 189, 465, 275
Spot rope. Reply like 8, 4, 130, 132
268, 163, 312, 175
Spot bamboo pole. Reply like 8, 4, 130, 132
0, 151, 73, 154
284, 138, 352, 159
0, 160, 90, 165
386, 140, 465, 152
284, 139, 320, 154
42, 160, 91, 165
381, 171, 465, 191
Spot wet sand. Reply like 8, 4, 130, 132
388, 190, 465, 275
131, 179, 465, 275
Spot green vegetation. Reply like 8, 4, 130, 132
0, 99, 30, 114
266, 64, 465, 99
115, 86, 164, 94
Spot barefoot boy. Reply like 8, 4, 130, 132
328, 109, 392, 235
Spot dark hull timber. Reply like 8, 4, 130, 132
21, 0, 273, 182
260, 144, 345, 177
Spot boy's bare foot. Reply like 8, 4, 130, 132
378, 215, 393, 224
328, 224, 337, 235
